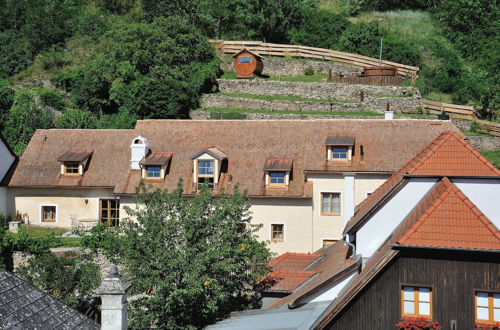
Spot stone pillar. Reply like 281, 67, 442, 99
98, 265, 130, 330
8, 221, 21, 233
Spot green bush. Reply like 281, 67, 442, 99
470, 121, 478, 132
0, 80, 15, 129
39, 89, 66, 110
288, 8, 351, 49
39, 51, 71, 70
304, 66, 315, 75
55, 109, 97, 129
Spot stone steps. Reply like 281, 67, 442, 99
202, 93, 421, 114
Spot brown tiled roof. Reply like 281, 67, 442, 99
398, 178, 500, 250
57, 149, 93, 162
268, 253, 321, 271
266, 241, 358, 309
263, 157, 294, 171
325, 136, 355, 146
313, 177, 500, 329
266, 270, 317, 292
139, 152, 173, 166
10, 120, 457, 196
344, 130, 500, 235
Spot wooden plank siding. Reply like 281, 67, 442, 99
327, 249, 500, 330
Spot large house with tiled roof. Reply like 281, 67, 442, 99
208, 130, 500, 330
6, 119, 458, 254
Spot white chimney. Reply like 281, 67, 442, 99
384, 103, 394, 120
98, 265, 130, 330
130, 135, 149, 170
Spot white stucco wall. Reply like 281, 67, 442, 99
356, 178, 437, 259
0, 187, 8, 215
303, 271, 357, 304
9, 188, 115, 227
308, 174, 388, 252
250, 198, 313, 255
453, 178, 500, 228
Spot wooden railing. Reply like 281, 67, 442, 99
210, 40, 420, 77
422, 99, 500, 137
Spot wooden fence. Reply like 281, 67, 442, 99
422, 99, 500, 137
211, 40, 420, 77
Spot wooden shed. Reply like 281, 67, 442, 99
233, 49, 264, 78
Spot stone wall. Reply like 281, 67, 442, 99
202, 94, 421, 114
465, 136, 500, 152
217, 79, 420, 102
220, 56, 361, 77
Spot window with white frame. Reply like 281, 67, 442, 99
197, 160, 215, 190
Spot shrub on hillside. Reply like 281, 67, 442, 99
288, 8, 351, 49
55, 109, 97, 129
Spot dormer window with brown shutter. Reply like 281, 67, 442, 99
264, 157, 293, 188
139, 152, 173, 181
57, 149, 93, 176
325, 136, 355, 162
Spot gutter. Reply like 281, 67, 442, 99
391, 244, 500, 254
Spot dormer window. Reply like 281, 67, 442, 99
325, 136, 355, 162
264, 157, 293, 188
139, 152, 172, 180
146, 166, 161, 178
58, 149, 93, 176
190, 147, 228, 191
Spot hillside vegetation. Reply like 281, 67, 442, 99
0, 0, 498, 155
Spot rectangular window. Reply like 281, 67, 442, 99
239, 56, 252, 64
65, 163, 79, 174
42, 206, 56, 222
402, 286, 432, 318
332, 146, 348, 159
476, 292, 500, 323
269, 172, 286, 185
100, 199, 120, 227
198, 160, 214, 176
198, 177, 214, 190
146, 166, 161, 178
322, 239, 337, 246
271, 224, 284, 241
321, 192, 341, 215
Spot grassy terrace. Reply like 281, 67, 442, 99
199, 107, 388, 117
12, 225, 81, 248
217, 92, 360, 103
482, 150, 500, 169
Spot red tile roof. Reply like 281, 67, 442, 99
266, 270, 317, 292
398, 178, 500, 250
268, 253, 321, 271
345, 130, 500, 235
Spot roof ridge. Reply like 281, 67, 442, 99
407, 132, 452, 174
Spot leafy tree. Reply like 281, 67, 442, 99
82, 182, 271, 329
2, 90, 53, 155
0, 80, 15, 129
55, 109, 98, 129
142, 0, 198, 21
96, 112, 139, 129
338, 22, 383, 58
16, 252, 101, 310
288, 8, 351, 49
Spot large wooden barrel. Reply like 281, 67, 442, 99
233, 49, 264, 78
363, 66, 397, 76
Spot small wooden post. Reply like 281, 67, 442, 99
359, 91, 364, 102
328, 69, 332, 82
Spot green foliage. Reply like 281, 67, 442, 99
338, 22, 383, 58
55, 109, 98, 129
142, 0, 197, 21
288, 8, 350, 49
0, 80, 15, 129
16, 252, 101, 309
72, 6, 111, 38
39, 50, 72, 71
38, 89, 66, 110
470, 121, 478, 133
95, 0, 137, 15
82, 182, 272, 329
96, 112, 139, 129
2, 90, 53, 155
209, 112, 247, 119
